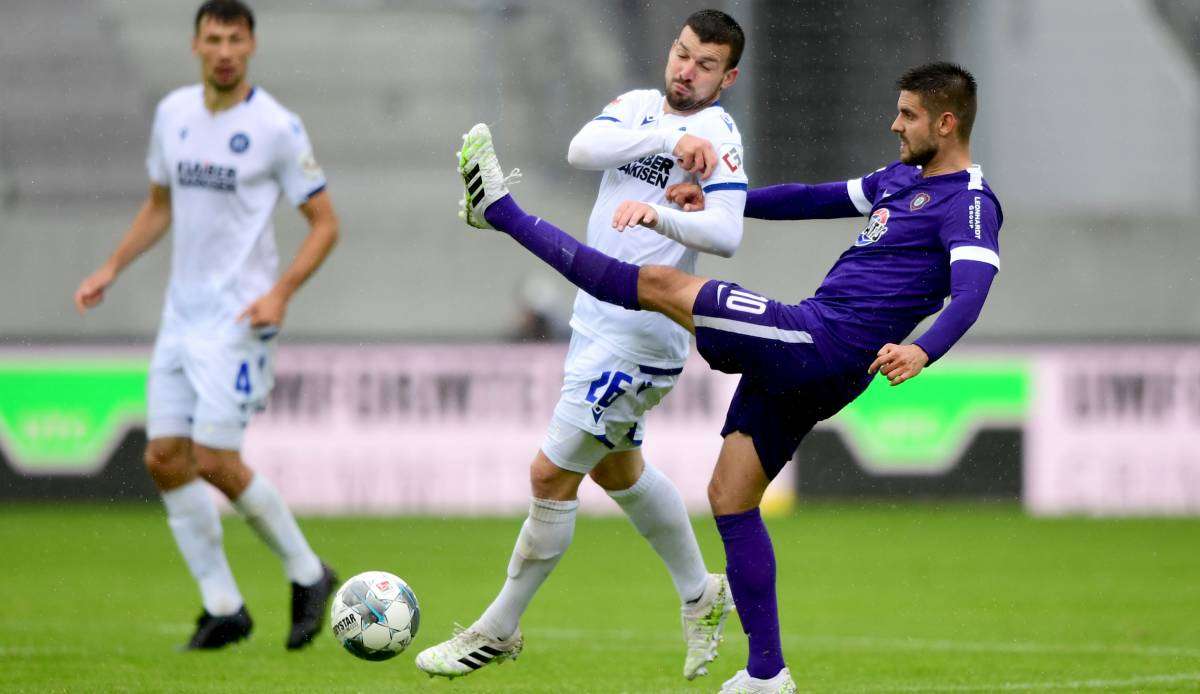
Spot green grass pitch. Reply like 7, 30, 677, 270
2, 504, 1198, 692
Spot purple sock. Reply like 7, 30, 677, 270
483, 195, 641, 311
715, 507, 785, 680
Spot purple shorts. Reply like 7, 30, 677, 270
692, 280, 873, 479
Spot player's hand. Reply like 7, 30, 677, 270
666, 182, 706, 211
612, 200, 659, 232
238, 288, 288, 329
868, 343, 929, 386
672, 134, 718, 180
74, 265, 116, 314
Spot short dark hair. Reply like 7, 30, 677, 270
194, 0, 255, 35
895, 62, 977, 141
684, 9, 745, 70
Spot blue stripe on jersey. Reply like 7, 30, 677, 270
593, 116, 620, 123
702, 182, 748, 194
638, 364, 683, 376
302, 183, 326, 202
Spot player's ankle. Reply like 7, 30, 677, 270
482, 193, 521, 230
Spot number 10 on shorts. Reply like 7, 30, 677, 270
724, 286, 768, 315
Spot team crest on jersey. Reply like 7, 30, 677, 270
855, 208, 890, 246
229, 132, 250, 154
719, 143, 742, 173
910, 192, 931, 211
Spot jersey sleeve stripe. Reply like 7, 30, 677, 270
301, 183, 327, 203
847, 178, 872, 215
950, 245, 1000, 269
702, 181, 748, 194
592, 115, 621, 123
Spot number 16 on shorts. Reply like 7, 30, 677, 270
586, 370, 632, 423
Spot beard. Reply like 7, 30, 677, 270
207, 71, 243, 93
900, 137, 938, 167
665, 80, 717, 113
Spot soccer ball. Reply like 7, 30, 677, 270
329, 571, 420, 661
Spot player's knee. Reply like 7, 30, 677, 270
144, 438, 193, 488
191, 445, 218, 476
706, 475, 727, 512
193, 445, 241, 481
529, 453, 581, 500
589, 454, 643, 491
707, 474, 752, 516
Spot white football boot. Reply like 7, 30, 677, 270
719, 667, 798, 694
456, 123, 520, 230
682, 573, 736, 680
414, 624, 523, 679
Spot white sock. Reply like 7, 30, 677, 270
608, 463, 708, 603
473, 497, 578, 640
232, 474, 323, 586
161, 479, 243, 616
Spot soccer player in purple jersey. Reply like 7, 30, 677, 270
457, 62, 999, 693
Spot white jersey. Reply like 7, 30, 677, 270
146, 85, 327, 334
570, 89, 747, 368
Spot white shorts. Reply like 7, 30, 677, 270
146, 324, 278, 450
542, 332, 682, 474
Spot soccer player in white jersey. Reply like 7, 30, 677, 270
417, 9, 748, 682
73, 1, 339, 650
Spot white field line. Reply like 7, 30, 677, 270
856, 671, 1200, 692
791, 634, 1200, 660
526, 627, 1200, 660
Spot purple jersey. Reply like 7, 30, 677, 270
803, 162, 1003, 357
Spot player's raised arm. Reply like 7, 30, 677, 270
613, 130, 747, 257
567, 94, 717, 177
667, 179, 867, 221
669, 163, 906, 222
743, 181, 864, 220
613, 188, 745, 258
74, 183, 172, 313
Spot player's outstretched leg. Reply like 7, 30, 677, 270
458, 124, 708, 333
458, 123, 642, 311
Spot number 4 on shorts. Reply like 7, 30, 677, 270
235, 361, 251, 395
